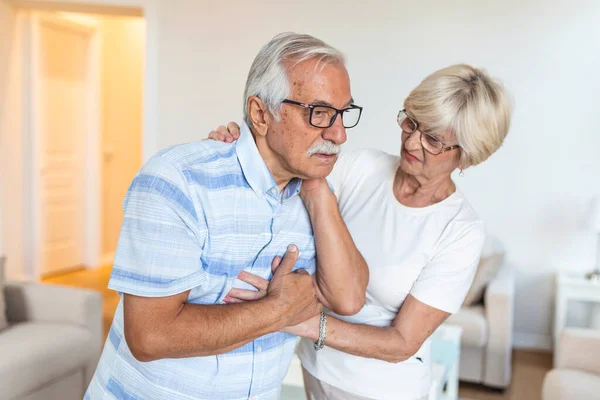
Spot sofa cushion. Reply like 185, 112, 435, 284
463, 251, 505, 307
0, 322, 95, 398
0, 258, 7, 332
542, 368, 600, 400
446, 305, 488, 348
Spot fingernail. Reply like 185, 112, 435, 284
288, 244, 297, 252
223, 297, 230, 303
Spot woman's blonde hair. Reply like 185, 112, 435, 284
404, 64, 512, 168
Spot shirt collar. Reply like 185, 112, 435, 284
236, 122, 302, 201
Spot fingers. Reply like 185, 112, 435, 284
273, 245, 299, 276
207, 130, 220, 140
294, 269, 309, 275
271, 256, 282, 274
208, 122, 240, 143
227, 121, 241, 139
208, 131, 227, 141
217, 125, 234, 143
226, 288, 265, 302
223, 296, 244, 303
238, 271, 269, 291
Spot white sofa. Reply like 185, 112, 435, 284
542, 328, 600, 400
0, 281, 103, 400
445, 240, 515, 389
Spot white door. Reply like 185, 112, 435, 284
31, 13, 98, 276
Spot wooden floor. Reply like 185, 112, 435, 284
459, 350, 552, 400
43, 265, 553, 400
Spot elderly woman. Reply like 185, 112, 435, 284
209, 64, 511, 400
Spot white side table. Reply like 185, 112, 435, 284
429, 323, 462, 400
554, 271, 600, 366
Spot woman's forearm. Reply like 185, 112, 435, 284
304, 190, 368, 315
298, 316, 414, 363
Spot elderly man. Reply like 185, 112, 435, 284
85, 33, 368, 400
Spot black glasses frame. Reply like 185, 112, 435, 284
397, 109, 461, 155
282, 99, 363, 129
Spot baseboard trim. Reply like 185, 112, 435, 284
513, 332, 553, 351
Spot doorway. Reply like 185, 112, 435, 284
26, 9, 144, 277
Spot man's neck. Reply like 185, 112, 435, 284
253, 132, 293, 192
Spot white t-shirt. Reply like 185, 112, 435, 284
298, 149, 485, 399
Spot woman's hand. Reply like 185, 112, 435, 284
224, 255, 281, 304
300, 178, 334, 209
207, 122, 241, 143
281, 314, 320, 340
224, 254, 321, 340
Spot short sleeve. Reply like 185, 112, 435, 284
410, 221, 485, 314
326, 150, 362, 195
108, 155, 208, 297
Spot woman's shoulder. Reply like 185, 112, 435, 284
433, 191, 486, 251
451, 190, 482, 220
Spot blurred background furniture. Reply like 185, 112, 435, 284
0, 257, 103, 400
429, 324, 462, 400
446, 236, 515, 389
542, 327, 600, 400
554, 271, 600, 366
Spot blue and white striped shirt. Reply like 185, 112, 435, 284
85, 123, 316, 400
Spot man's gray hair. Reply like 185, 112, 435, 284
243, 32, 346, 128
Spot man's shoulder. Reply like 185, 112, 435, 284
134, 140, 242, 196
156, 140, 239, 171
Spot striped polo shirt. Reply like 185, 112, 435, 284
85, 122, 316, 400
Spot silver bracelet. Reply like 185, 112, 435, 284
314, 310, 327, 351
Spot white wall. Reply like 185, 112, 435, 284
155, 0, 600, 349
100, 14, 144, 261
0, 0, 25, 280
7, 0, 600, 349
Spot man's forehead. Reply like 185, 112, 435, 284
311, 98, 355, 108
288, 62, 352, 107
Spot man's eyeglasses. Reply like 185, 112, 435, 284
282, 99, 363, 129
397, 109, 460, 155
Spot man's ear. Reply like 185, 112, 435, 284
247, 96, 270, 137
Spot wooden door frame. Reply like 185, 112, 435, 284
11, 0, 159, 162
26, 12, 101, 278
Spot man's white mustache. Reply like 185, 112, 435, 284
306, 141, 341, 157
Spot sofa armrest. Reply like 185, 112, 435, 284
483, 262, 515, 388
556, 328, 600, 375
4, 281, 103, 334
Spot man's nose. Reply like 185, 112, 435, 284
323, 114, 347, 145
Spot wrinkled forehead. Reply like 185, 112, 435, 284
286, 59, 352, 106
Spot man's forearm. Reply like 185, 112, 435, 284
305, 192, 368, 315
129, 297, 286, 361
